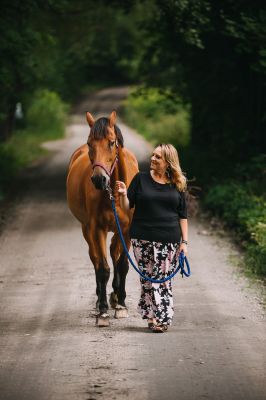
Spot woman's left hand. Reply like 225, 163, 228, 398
178, 243, 188, 257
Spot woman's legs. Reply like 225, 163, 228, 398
131, 239, 178, 328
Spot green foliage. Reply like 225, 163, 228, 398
247, 244, 266, 276
0, 130, 48, 201
0, 89, 68, 200
135, 1, 266, 181
27, 89, 68, 138
234, 154, 266, 196
204, 168, 266, 276
122, 87, 191, 147
205, 183, 265, 234
137, 1, 266, 277
0, 1, 148, 139
0, 146, 18, 201
0, 0, 60, 139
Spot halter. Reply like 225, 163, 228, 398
90, 140, 119, 177
92, 157, 118, 177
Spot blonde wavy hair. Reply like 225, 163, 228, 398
158, 143, 187, 192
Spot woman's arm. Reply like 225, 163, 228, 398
115, 181, 130, 212
179, 218, 188, 256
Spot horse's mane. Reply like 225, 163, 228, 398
89, 117, 124, 147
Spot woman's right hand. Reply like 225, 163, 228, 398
115, 181, 127, 197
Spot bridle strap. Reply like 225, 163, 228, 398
92, 156, 118, 177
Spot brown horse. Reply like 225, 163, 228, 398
67, 111, 138, 326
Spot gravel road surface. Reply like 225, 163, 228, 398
0, 87, 265, 400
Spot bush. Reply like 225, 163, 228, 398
0, 89, 68, 202
247, 243, 266, 276
205, 178, 266, 276
0, 146, 18, 201
27, 89, 68, 139
121, 87, 191, 147
235, 154, 266, 196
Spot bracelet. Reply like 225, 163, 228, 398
181, 240, 188, 245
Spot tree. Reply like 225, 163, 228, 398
136, 0, 266, 180
0, 0, 146, 140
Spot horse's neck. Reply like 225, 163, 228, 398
110, 146, 127, 201
118, 145, 127, 184
111, 146, 127, 185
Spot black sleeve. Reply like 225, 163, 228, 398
127, 172, 140, 209
178, 191, 188, 219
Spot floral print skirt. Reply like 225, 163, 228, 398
131, 238, 179, 326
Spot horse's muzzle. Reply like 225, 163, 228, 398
91, 174, 109, 190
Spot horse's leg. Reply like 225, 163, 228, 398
109, 234, 121, 309
110, 232, 130, 318
82, 224, 100, 308
90, 230, 110, 314
82, 224, 110, 326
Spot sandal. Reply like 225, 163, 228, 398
151, 325, 164, 333
148, 321, 156, 329
151, 324, 168, 333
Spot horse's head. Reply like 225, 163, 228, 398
86, 111, 123, 190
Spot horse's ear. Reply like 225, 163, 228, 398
86, 112, 95, 127
109, 110, 116, 129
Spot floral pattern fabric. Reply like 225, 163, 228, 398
131, 238, 179, 326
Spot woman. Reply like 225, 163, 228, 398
115, 143, 188, 333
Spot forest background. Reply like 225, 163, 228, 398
0, 0, 265, 276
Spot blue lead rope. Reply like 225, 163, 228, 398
110, 198, 191, 284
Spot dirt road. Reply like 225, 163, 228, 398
0, 87, 265, 400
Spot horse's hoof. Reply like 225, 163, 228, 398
114, 305, 128, 319
109, 292, 118, 309
96, 313, 110, 327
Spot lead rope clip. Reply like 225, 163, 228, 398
106, 184, 114, 201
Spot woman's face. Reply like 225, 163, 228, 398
150, 147, 168, 173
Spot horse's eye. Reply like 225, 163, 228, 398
109, 140, 115, 148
